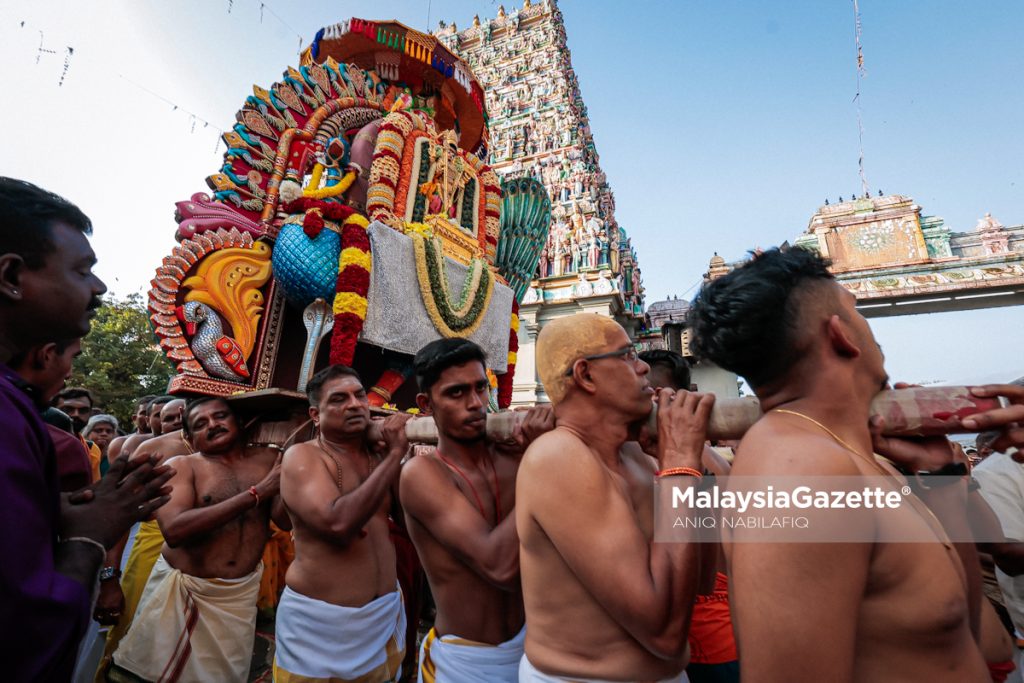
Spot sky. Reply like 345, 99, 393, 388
1, 0, 1021, 385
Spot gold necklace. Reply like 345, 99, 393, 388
772, 408, 955, 551
317, 435, 379, 493
772, 409, 875, 467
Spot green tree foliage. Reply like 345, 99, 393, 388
68, 293, 174, 427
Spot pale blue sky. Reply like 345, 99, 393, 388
1, 0, 1020, 384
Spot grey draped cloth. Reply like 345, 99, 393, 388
360, 222, 513, 372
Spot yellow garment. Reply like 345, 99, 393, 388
94, 520, 164, 682
257, 522, 295, 611
81, 436, 101, 482
112, 555, 263, 683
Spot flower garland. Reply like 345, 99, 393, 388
410, 231, 493, 338
329, 213, 371, 365
497, 300, 519, 409
281, 197, 355, 239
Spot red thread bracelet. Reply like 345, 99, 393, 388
248, 486, 260, 506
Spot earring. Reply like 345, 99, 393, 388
10, 288, 18, 295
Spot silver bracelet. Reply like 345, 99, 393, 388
60, 536, 106, 559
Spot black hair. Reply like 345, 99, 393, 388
148, 395, 176, 413
688, 247, 834, 389
306, 365, 363, 406
54, 386, 94, 408
136, 394, 157, 409
638, 349, 691, 391
181, 396, 231, 436
413, 338, 487, 393
0, 177, 93, 269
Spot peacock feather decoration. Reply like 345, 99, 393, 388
494, 177, 552, 302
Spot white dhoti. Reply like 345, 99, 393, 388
419, 625, 525, 683
519, 654, 689, 683
273, 584, 406, 682
111, 555, 263, 683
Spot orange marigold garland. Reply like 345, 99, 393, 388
330, 213, 372, 365
497, 300, 519, 409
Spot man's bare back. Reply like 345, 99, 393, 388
402, 446, 524, 644
726, 416, 988, 682
282, 439, 397, 606
158, 448, 278, 579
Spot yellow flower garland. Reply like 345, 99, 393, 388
410, 232, 493, 338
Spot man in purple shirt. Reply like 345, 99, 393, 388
0, 177, 174, 681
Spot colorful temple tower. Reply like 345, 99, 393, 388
437, 0, 646, 404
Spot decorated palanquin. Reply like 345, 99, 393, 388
149, 18, 551, 410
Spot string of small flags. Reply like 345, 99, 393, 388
26, 24, 74, 86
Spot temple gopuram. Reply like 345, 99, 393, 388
436, 0, 646, 404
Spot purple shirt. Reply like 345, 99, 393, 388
0, 363, 91, 681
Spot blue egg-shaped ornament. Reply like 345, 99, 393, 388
271, 215, 341, 308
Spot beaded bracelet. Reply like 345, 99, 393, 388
657, 466, 703, 479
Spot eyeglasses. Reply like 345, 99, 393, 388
565, 346, 640, 376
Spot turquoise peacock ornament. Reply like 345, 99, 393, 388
494, 177, 552, 302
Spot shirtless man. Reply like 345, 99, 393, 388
94, 397, 190, 644
118, 395, 173, 459
687, 246, 989, 682
276, 365, 412, 682
400, 339, 553, 682
518, 313, 711, 682
109, 396, 284, 682
106, 396, 154, 463
130, 397, 189, 464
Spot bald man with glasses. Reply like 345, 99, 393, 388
516, 313, 713, 682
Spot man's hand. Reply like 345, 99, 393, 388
656, 389, 714, 470
962, 385, 1024, 460
494, 405, 556, 458
254, 454, 283, 501
60, 455, 174, 548
869, 415, 964, 473
93, 580, 125, 625
379, 413, 413, 457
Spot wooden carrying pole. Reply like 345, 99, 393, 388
368, 386, 1002, 444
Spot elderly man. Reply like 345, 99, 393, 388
0, 176, 172, 681
517, 313, 712, 682
401, 339, 552, 682
276, 365, 412, 682
687, 247, 990, 682
83, 414, 118, 467
109, 396, 286, 682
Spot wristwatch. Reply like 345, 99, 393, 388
99, 566, 121, 582
914, 461, 970, 491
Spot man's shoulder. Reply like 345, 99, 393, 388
733, 416, 865, 477
519, 428, 608, 489
282, 440, 332, 476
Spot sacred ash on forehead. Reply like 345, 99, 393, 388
536, 313, 626, 405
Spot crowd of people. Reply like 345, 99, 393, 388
3, 173, 1024, 683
